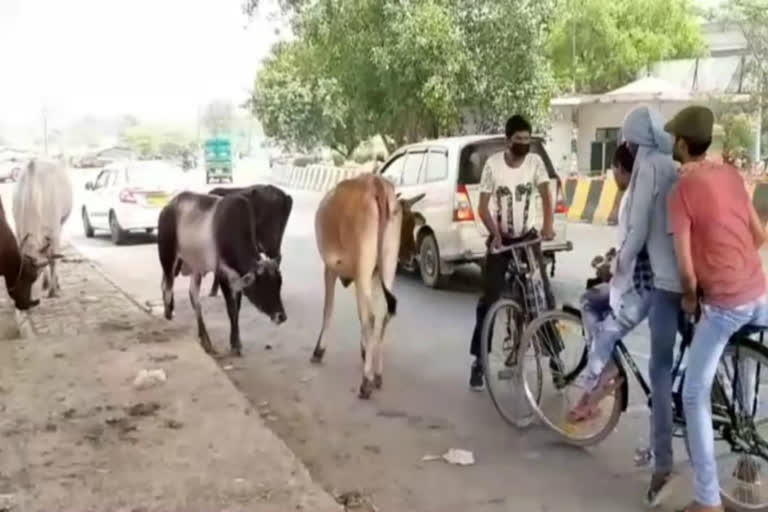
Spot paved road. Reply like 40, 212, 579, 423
1, 174, 704, 511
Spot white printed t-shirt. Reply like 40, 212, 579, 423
479, 151, 550, 237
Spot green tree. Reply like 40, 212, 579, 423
549, 0, 703, 93
120, 124, 195, 160
251, 0, 557, 154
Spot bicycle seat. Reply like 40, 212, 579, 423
733, 324, 768, 338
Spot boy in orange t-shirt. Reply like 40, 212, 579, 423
666, 106, 768, 512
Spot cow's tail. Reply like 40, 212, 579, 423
372, 178, 397, 316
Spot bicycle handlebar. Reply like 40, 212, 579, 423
489, 236, 543, 255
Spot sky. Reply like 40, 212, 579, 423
0, 0, 287, 137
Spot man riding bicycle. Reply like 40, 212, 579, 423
468, 114, 556, 391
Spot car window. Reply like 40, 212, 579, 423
402, 151, 425, 186
94, 170, 110, 188
458, 138, 558, 185
530, 140, 558, 181
459, 139, 505, 185
380, 153, 405, 186
424, 150, 448, 182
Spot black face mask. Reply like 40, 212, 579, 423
510, 143, 530, 158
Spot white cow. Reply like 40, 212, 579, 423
13, 159, 73, 298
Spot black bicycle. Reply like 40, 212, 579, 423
479, 234, 571, 428
520, 303, 768, 511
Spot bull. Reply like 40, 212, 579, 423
0, 196, 39, 310
312, 174, 424, 399
157, 191, 287, 356
12, 159, 72, 298
206, 185, 293, 297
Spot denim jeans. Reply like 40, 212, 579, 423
579, 285, 651, 390
647, 289, 682, 475
683, 295, 768, 506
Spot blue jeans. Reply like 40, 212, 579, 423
648, 289, 682, 475
579, 284, 651, 389
683, 295, 768, 506
581, 286, 679, 476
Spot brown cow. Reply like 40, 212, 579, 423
311, 174, 424, 399
0, 196, 40, 310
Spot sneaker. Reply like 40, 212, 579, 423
645, 471, 677, 508
469, 361, 485, 391
634, 446, 654, 468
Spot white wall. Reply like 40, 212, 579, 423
546, 105, 574, 176
573, 100, 690, 173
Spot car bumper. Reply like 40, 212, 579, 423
114, 205, 163, 231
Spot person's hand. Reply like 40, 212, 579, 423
682, 291, 698, 315
491, 233, 503, 251
541, 225, 555, 241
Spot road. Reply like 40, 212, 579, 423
1, 171, 700, 512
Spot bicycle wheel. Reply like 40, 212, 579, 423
480, 298, 540, 428
519, 309, 624, 447
682, 338, 768, 512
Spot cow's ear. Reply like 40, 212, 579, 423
231, 271, 255, 292
413, 212, 426, 226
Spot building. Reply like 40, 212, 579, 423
547, 20, 761, 176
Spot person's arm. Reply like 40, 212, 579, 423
747, 200, 766, 249
534, 156, 554, 240
478, 163, 501, 246
616, 161, 655, 273
668, 183, 697, 313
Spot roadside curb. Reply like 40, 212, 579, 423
9, 242, 343, 511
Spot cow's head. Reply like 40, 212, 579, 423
231, 252, 286, 325
7, 255, 41, 311
396, 193, 426, 261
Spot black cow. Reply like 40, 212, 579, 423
0, 196, 39, 310
206, 185, 293, 297
157, 191, 287, 356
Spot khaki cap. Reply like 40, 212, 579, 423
664, 105, 715, 141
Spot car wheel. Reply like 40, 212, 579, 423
418, 232, 445, 288
109, 211, 128, 245
82, 207, 95, 238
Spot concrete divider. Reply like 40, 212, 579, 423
272, 164, 370, 193
565, 174, 768, 226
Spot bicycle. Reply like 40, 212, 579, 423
520, 302, 768, 512
478, 233, 576, 428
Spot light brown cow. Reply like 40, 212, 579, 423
312, 174, 424, 399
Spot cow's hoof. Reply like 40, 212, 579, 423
311, 347, 326, 363
230, 347, 243, 357
164, 310, 173, 321
201, 343, 218, 356
358, 378, 375, 399
374, 374, 383, 389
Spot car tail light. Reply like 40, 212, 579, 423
453, 184, 475, 221
119, 188, 138, 203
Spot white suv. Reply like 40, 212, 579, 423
377, 135, 571, 288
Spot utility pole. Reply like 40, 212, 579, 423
41, 104, 49, 156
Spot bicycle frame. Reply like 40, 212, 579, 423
610, 318, 768, 449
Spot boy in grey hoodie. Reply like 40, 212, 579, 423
570, 106, 682, 507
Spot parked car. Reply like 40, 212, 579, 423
81, 160, 184, 245
377, 134, 572, 288
0, 151, 29, 182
